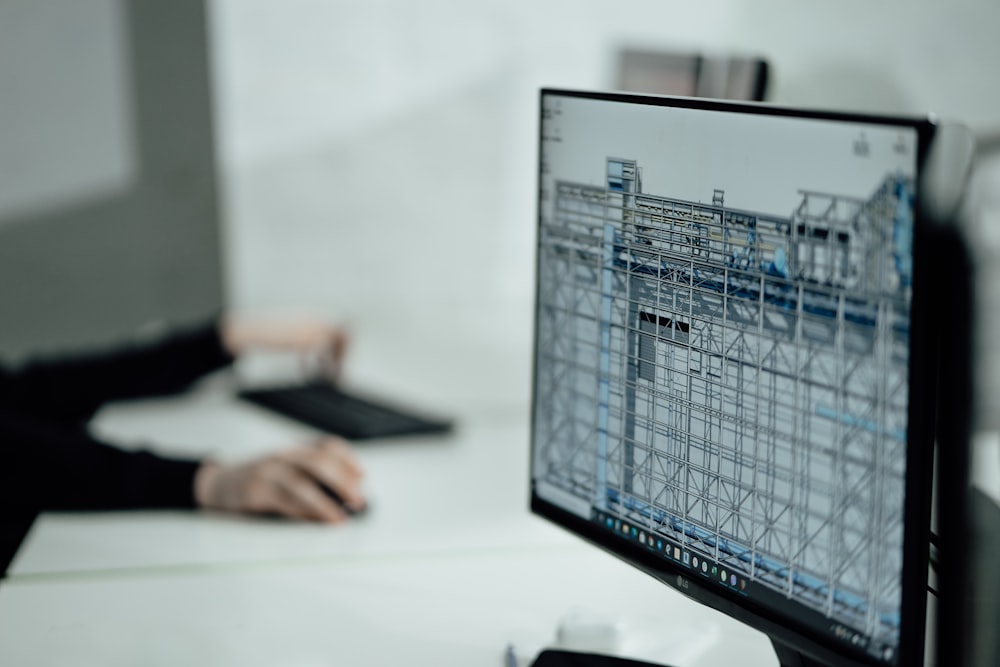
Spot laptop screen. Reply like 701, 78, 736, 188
531, 90, 936, 665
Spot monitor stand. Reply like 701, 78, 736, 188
528, 637, 828, 667
770, 638, 829, 667
528, 650, 674, 667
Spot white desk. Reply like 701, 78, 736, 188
9, 399, 569, 577
0, 540, 776, 667
0, 355, 777, 666
8, 317, 548, 576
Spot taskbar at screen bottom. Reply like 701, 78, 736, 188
591, 507, 899, 666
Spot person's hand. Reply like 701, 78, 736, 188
194, 438, 366, 523
219, 314, 350, 379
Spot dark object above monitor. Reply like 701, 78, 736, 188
615, 48, 769, 102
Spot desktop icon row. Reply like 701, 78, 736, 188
595, 509, 748, 594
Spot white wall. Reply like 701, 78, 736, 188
209, 0, 1000, 169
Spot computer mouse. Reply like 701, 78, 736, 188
319, 483, 368, 518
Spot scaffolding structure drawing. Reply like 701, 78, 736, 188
533, 157, 914, 651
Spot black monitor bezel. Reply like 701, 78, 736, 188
529, 88, 939, 667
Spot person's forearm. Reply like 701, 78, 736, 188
0, 320, 234, 422
0, 412, 201, 512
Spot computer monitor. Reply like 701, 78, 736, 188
529, 89, 942, 666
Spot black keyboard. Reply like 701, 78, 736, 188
238, 381, 452, 440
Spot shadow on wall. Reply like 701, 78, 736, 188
0, 0, 223, 361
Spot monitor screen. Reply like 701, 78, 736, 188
530, 90, 937, 666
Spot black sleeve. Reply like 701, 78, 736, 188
0, 410, 200, 513
0, 321, 234, 424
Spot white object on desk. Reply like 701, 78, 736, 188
556, 608, 625, 653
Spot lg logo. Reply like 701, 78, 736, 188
676, 575, 689, 590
